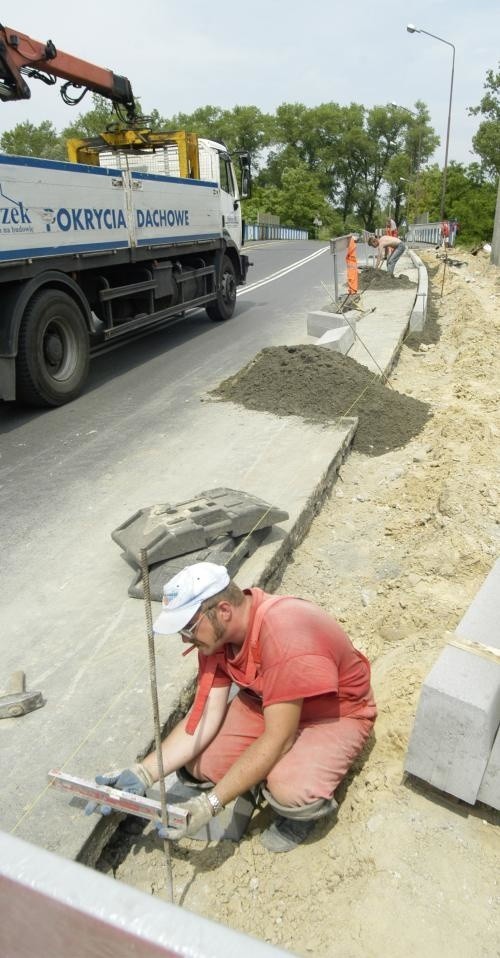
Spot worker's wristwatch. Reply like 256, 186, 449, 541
207, 791, 224, 816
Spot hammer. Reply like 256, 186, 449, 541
0, 671, 45, 719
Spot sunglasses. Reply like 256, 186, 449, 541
179, 602, 218, 641
179, 612, 207, 641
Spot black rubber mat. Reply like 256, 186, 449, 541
127, 528, 269, 600
111, 487, 288, 568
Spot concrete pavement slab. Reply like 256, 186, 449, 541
348, 258, 417, 376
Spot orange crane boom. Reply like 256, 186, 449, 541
0, 24, 136, 119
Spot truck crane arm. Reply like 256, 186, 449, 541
0, 24, 136, 121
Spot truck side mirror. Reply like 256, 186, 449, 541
240, 169, 251, 199
239, 153, 251, 199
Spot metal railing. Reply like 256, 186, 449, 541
244, 223, 309, 241
406, 222, 441, 245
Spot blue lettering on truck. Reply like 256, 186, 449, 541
47, 207, 190, 232
0, 202, 32, 225
55, 208, 127, 231
136, 209, 190, 228
1, 182, 192, 237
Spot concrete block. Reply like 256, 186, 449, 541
477, 728, 500, 811
149, 775, 257, 842
317, 325, 354, 355
404, 644, 500, 804
477, 724, 500, 810
409, 270, 428, 331
307, 309, 350, 338
456, 558, 500, 650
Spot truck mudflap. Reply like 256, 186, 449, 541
240, 253, 250, 283
0, 357, 16, 401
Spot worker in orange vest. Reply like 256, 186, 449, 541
346, 235, 358, 294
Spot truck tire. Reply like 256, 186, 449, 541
16, 289, 90, 407
206, 255, 237, 321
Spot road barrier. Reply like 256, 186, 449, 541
329, 234, 351, 301
244, 224, 309, 241
406, 222, 441, 245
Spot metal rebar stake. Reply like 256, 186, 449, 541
140, 548, 174, 904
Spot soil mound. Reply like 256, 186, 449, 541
211, 345, 430, 456
359, 267, 416, 291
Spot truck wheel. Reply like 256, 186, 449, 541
206, 256, 237, 321
16, 290, 90, 407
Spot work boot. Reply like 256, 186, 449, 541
259, 787, 339, 852
260, 816, 316, 853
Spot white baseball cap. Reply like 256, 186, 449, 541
153, 561, 230, 635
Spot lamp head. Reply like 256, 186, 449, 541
407, 23, 419, 33
390, 101, 398, 107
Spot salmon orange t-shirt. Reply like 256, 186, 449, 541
195, 588, 376, 723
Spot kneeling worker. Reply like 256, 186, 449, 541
368, 233, 406, 275
89, 563, 377, 853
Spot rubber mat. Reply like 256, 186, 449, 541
127, 528, 269, 600
111, 487, 288, 568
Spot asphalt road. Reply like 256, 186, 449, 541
0, 240, 331, 552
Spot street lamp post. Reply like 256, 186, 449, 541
407, 24, 455, 223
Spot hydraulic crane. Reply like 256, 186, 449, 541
0, 23, 137, 122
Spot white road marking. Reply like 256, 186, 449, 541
238, 246, 329, 295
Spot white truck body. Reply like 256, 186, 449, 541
0, 139, 250, 406
0, 154, 222, 261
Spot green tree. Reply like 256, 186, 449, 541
61, 94, 120, 140
469, 64, 500, 175
414, 162, 496, 244
242, 184, 282, 223
163, 104, 272, 169
0, 120, 65, 159
276, 164, 328, 229
244, 163, 336, 232
260, 100, 438, 231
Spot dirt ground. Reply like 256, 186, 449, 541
98, 250, 500, 957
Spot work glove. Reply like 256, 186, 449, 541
155, 792, 217, 841
84, 763, 154, 816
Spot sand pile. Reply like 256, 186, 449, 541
210, 345, 430, 456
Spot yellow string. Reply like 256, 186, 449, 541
11, 665, 144, 834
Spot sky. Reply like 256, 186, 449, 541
1, 0, 499, 167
